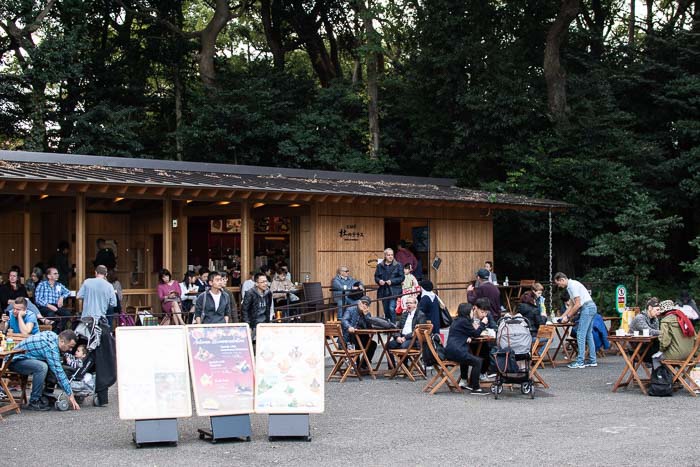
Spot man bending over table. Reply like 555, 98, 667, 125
7, 330, 80, 411
555, 272, 598, 370
341, 295, 377, 370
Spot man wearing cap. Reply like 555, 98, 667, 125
467, 268, 502, 321
341, 296, 377, 369
554, 272, 598, 369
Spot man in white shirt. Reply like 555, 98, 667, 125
386, 296, 426, 367
555, 272, 598, 369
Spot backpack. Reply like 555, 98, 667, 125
368, 316, 395, 329
423, 333, 445, 367
648, 366, 673, 397
497, 316, 531, 355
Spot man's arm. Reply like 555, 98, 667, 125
109, 289, 117, 307
193, 295, 204, 324
562, 296, 582, 322
48, 346, 73, 396
34, 284, 49, 307
16, 313, 34, 336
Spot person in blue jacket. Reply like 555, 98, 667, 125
331, 266, 357, 321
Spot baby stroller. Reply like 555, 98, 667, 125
490, 315, 535, 399
53, 318, 114, 410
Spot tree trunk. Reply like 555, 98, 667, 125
544, 0, 580, 126
28, 81, 48, 151
352, 59, 362, 85
198, 0, 232, 87
174, 65, 183, 161
646, 0, 653, 33
287, 0, 337, 87
260, 0, 286, 70
360, 0, 380, 158
628, 0, 635, 46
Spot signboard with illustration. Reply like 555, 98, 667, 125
254, 323, 325, 414
116, 326, 192, 420
186, 324, 255, 416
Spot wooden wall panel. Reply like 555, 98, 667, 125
298, 214, 313, 282
317, 203, 486, 221
432, 219, 492, 252
317, 216, 384, 252
316, 251, 384, 293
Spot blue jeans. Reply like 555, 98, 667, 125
576, 302, 597, 365
382, 298, 396, 324
9, 358, 48, 403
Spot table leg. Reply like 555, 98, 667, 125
612, 341, 634, 392
373, 334, 394, 372
0, 355, 21, 418
627, 342, 652, 395
550, 327, 570, 364
353, 334, 376, 380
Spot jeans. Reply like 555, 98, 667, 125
576, 302, 597, 365
9, 358, 48, 403
40, 305, 71, 332
382, 298, 397, 324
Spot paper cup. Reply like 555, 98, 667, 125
642, 329, 650, 337
633, 331, 639, 337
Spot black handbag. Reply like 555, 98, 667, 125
439, 307, 453, 328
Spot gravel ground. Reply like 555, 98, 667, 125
2, 355, 698, 466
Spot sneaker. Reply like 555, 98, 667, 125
467, 387, 489, 395
584, 362, 598, 367
567, 362, 586, 369
487, 373, 497, 379
24, 400, 51, 411
459, 378, 469, 389
479, 374, 493, 382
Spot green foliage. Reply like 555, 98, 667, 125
681, 236, 700, 289
584, 192, 682, 284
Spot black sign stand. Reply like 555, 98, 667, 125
198, 414, 252, 443
133, 419, 178, 448
268, 414, 311, 441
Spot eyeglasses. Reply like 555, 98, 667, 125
256, 280, 268, 284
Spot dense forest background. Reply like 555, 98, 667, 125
1, 0, 699, 302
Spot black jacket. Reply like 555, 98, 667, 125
374, 260, 404, 298
93, 248, 116, 270
517, 302, 545, 337
445, 316, 486, 357
0, 283, 27, 310
241, 288, 273, 331
393, 309, 427, 340
194, 290, 235, 324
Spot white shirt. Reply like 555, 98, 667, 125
567, 279, 592, 304
241, 279, 255, 299
210, 290, 221, 310
402, 310, 415, 336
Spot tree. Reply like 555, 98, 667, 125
544, 0, 579, 125
585, 192, 682, 303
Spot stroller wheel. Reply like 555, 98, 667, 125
521, 382, 531, 394
55, 399, 70, 411
490, 384, 497, 394
93, 395, 100, 407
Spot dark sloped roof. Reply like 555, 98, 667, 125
0, 151, 569, 209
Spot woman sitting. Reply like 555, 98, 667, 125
157, 268, 185, 325
444, 303, 489, 394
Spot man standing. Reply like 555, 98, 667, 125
241, 273, 274, 341
7, 330, 80, 411
93, 238, 116, 271
35, 267, 72, 332
374, 248, 404, 323
555, 272, 598, 369
467, 268, 502, 321
77, 265, 117, 323
194, 271, 234, 324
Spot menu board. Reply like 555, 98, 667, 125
186, 324, 255, 416
254, 323, 325, 414
116, 326, 192, 420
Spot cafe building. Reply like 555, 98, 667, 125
0, 151, 567, 312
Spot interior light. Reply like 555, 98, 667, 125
217, 201, 231, 206
289, 203, 301, 208
114, 197, 124, 203
186, 200, 193, 204
39, 194, 49, 200
253, 202, 265, 208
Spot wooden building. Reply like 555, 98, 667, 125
0, 151, 567, 312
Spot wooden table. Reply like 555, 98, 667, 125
497, 285, 522, 314
0, 348, 27, 419
353, 328, 400, 378
547, 322, 574, 367
470, 336, 495, 356
608, 335, 657, 395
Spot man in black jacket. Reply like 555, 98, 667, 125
241, 273, 273, 341
194, 271, 234, 324
374, 248, 404, 324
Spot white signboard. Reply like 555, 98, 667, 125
116, 326, 192, 420
254, 323, 325, 414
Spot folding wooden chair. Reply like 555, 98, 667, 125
530, 325, 555, 388
418, 328, 463, 394
3, 333, 29, 405
388, 324, 431, 381
661, 332, 700, 397
324, 323, 364, 383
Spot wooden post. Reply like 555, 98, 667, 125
76, 194, 86, 288
163, 197, 173, 271
178, 202, 188, 276
241, 201, 252, 279
23, 206, 30, 274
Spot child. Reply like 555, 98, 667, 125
396, 264, 420, 315
65, 344, 87, 369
